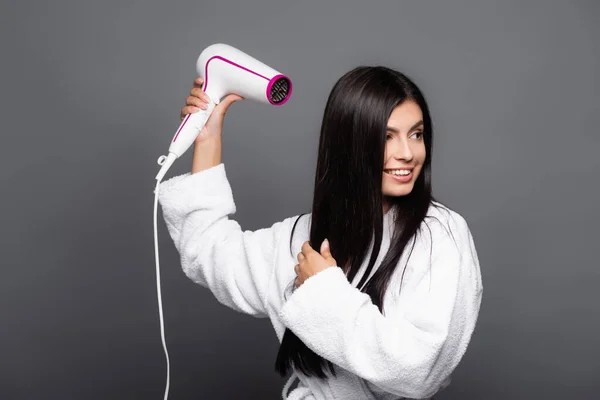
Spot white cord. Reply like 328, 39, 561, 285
154, 178, 170, 400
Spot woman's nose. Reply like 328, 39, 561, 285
391, 138, 413, 161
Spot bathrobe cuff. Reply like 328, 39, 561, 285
157, 163, 231, 210
279, 266, 370, 350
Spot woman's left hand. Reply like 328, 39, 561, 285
294, 239, 337, 288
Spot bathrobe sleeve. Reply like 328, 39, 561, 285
157, 163, 287, 318
279, 213, 483, 399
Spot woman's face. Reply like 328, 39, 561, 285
382, 100, 426, 208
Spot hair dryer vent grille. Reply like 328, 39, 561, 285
269, 77, 290, 104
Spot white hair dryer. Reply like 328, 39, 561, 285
155, 43, 293, 181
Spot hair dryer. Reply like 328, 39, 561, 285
155, 43, 293, 181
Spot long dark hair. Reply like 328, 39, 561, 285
275, 66, 438, 379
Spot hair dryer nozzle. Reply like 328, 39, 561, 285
267, 74, 292, 104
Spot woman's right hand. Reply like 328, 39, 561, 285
180, 76, 243, 143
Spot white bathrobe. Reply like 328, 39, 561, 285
157, 163, 483, 400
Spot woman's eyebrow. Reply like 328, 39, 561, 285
386, 120, 424, 133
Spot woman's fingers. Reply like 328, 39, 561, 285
185, 95, 208, 110
193, 77, 204, 89
180, 105, 201, 119
190, 88, 211, 103
180, 79, 209, 120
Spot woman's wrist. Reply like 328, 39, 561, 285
192, 136, 222, 173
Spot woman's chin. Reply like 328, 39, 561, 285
382, 183, 414, 198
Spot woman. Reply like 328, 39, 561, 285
158, 66, 483, 400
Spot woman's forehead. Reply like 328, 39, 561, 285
387, 100, 423, 132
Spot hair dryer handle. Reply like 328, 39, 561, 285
155, 101, 216, 181
169, 101, 215, 157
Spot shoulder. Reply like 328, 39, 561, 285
424, 201, 483, 293
426, 200, 469, 230
419, 200, 474, 259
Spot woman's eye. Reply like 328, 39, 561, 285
411, 131, 423, 139
386, 134, 393, 140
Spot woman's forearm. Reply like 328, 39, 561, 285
192, 137, 222, 174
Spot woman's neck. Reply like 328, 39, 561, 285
383, 199, 391, 215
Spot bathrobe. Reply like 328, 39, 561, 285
157, 163, 483, 400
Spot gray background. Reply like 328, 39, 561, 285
1, 0, 598, 399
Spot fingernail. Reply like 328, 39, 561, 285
192, 107, 200, 112
200, 103, 208, 110
323, 238, 329, 248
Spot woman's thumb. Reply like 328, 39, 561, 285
320, 238, 333, 260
